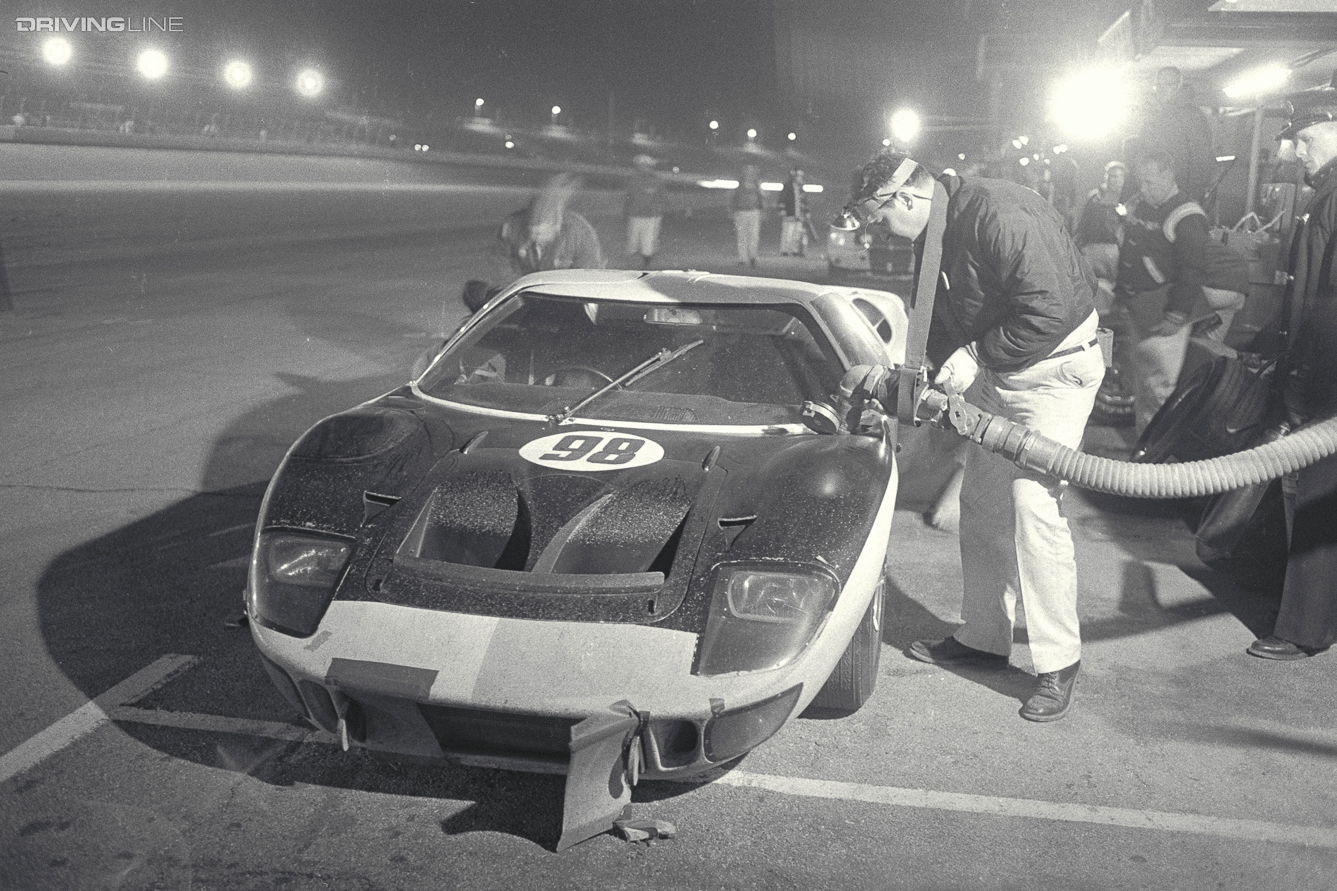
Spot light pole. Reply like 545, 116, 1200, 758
295, 68, 324, 98
223, 60, 252, 90
551, 104, 562, 126
42, 37, 73, 67
889, 107, 921, 147
137, 49, 168, 80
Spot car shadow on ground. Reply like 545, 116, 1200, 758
30, 362, 753, 852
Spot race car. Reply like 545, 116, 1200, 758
246, 269, 908, 846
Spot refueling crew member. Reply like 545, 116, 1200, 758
845, 151, 1103, 721
1247, 80, 1337, 661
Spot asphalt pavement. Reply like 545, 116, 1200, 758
0, 154, 1334, 890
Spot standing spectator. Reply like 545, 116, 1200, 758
852, 151, 1102, 722
732, 164, 764, 267
1127, 66, 1214, 203
624, 154, 667, 269
1116, 151, 1245, 432
1247, 84, 1337, 661
779, 168, 809, 256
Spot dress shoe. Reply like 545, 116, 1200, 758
1247, 636, 1328, 661
1020, 660, 1080, 722
908, 636, 1009, 667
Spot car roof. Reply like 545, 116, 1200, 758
505, 269, 874, 307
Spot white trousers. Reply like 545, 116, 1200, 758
1129, 286, 1246, 433
780, 217, 806, 254
733, 209, 761, 262
626, 216, 661, 257
954, 312, 1104, 674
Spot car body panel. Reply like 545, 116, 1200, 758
247, 270, 904, 781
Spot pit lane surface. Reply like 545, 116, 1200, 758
1, 148, 1334, 890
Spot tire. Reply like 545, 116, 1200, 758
809, 576, 884, 714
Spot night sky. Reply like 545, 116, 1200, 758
5, 1, 1129, 143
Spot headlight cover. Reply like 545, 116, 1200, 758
249, 531, 352, 637
695, 563, 838, 675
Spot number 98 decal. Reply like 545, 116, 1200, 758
518, 431, 664, 471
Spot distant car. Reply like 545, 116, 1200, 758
247, 270, 908, 787
826, 223, 915, 283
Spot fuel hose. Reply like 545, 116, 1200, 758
920, 390, 1337, 499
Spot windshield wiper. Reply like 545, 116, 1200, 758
549, 338, 704, 425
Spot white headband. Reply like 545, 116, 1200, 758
868, 157, 919, 203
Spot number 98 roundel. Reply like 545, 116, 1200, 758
518, 431, 665, 471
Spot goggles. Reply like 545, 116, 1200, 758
831, 156, 919, 231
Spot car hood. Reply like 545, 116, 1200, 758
261, 390, 893, 635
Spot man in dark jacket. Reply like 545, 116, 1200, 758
853, 151, 1103, 721
624, 154, 667, 269
1116, 151, 1248, 432
1247, 85, 1337, 661
1128, 66, 1214, 204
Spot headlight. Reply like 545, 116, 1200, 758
249, 531, 352, 637
695, 563, 838, 675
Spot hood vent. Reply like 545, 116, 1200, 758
397, 472, 691, 578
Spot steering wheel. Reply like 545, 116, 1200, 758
545, 365, 615, 387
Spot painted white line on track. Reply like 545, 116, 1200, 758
98, 704, 1337, 849
716, 770, 1337, 849
0, 654, 197, 784
108, 707, 338, 746
0, 180, 531, 194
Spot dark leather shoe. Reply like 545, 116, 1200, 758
1247, 636, 1328, 660
908, 636, 1009, 667
1020, 660, 1080, 722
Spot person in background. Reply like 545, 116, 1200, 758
624, 154, 667, 269
1073, 161, 1129, 289
496, 172, 603, 281
1247, 81, 1337, 661
732, 165, 764, 267
779, 168, 809, 256
851, 150, 1102, 722
1127, 66, 1214, 204
1115, 151, 1246, 432
419, 174, 605, 377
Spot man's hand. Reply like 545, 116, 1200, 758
1149, 311, 1188, 337
933, 344, 980, 394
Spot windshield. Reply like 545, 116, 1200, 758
418, 292, 844, 426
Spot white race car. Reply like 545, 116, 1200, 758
247, 269, 908, 846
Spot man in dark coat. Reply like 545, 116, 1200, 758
1248, 84, 1337, 661
851, 151, 1103, 721
1128, 66, 1215, 204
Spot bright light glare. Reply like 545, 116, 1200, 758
747, 128, 757, 139
1051, 67, 1128, 139
787, 132, 797, 141
551, 105, 561, 115
1224, 64, 1289, 100
709, 120, 719, 130
296, 68, 324, 97
890, 107, 921, 144
223, 60, 253, 89
760, 182, 782, 191
475, 97, 484, 107
137, 49, 168, 80
801, 184, 823, 193
42, 37, 73, 66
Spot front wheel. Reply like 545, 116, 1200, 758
809, 576, 884, 713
